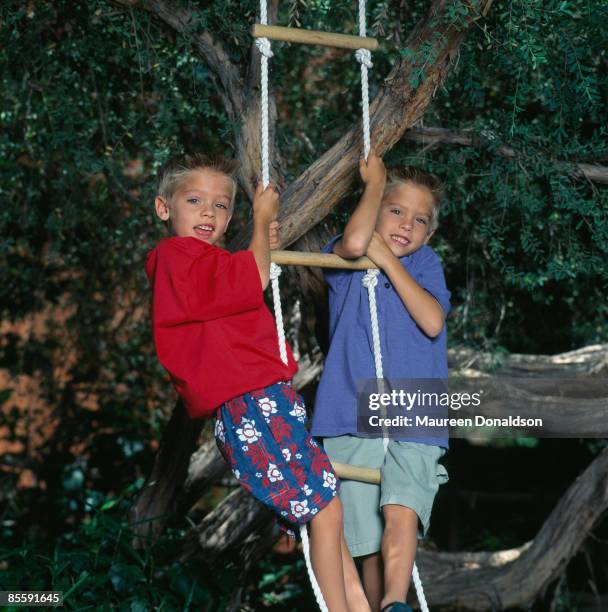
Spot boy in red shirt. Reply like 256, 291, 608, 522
145, 153, 369, 611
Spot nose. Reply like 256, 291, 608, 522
200, 202, 215, 217
400, 215, 413, 230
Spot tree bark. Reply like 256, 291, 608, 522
129, 399, 204, 545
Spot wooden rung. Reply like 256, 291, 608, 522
252, 24, 378, 51
271, 250, 378, 270
332, 461, 381, 484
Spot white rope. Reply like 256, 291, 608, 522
356, 1, 427, 605
361, 269, 383, 380
269, 262, 288, 365
255, 2, 287, 368
412, 563, 430, 612
256, 3, 326, 610
257, 2, 272, 189
361, 269, 388, 456
300, 524, 329, 612
361, 268, 430, 611
355, 0, 372, 159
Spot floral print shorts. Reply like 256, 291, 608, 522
215, 381, 339, 530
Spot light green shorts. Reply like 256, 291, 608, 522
323, 436, 449, 558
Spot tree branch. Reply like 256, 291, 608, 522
404, 127, 608, 184
230, 0, 495, 250
415, 448, 608, 609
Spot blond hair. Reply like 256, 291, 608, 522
384, 167, 444, 233
157, 153, 239, 209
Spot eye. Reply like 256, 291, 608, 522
390, 208, 401, 215
187, 198, 200, 205
215, 202, 228, 210
416, 217, 428, 225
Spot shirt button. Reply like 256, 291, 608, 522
384, 282, 390, 289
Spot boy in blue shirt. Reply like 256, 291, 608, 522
311, 153, 450, 612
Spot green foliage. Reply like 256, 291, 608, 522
0, 484, 234, 609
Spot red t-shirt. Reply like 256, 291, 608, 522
145, 236, 298, 418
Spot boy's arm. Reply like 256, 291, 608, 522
367, 232, 445, 338
333, 152, 386, 259
248, 183, 279, 289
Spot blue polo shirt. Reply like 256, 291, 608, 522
311, 236, 451, 448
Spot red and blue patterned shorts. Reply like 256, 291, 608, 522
215, 381, 339, 530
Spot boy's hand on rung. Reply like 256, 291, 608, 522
269, 220, 280, 250
359, 150, 386, 189
253, 182, 280, 222
366, 231, 395, 269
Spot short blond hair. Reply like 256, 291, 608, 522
384, 167, 445, 233
156, 153, 239, 209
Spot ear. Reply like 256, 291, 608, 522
424, 229, 435, 244
155, 196, 170, 221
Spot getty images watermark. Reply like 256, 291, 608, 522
357, 377, 608, 439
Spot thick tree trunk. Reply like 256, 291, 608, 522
129, 399, 204, 545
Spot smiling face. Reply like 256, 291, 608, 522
155, 168, 234, 245
375, 181, 436, 257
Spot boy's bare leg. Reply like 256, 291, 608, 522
379, 504, 418, 609
309, 496, 349, 612
340, 533, 372, 611
361, 552, 383, 612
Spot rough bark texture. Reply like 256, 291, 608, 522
449, 344, 608, 437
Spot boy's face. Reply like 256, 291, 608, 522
375, 181, 435, 257
155, 168, 233, 245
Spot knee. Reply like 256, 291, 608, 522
383, 504, 417, 531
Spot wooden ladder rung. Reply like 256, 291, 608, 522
252, 24, 378, 51
332, 461, 381, 484
271, 250, 378, 270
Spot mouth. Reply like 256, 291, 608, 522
390, 234, 410, 247
194, 224, 215, 238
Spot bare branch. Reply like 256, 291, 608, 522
404, 127, 608, 184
